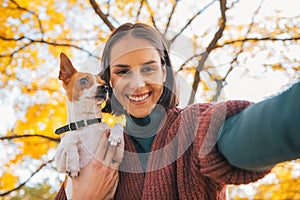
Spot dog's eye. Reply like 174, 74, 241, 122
79, 78, 89, 86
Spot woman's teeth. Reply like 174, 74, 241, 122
129, 93, 149, 102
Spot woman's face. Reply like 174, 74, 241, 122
109, 37, 166, 118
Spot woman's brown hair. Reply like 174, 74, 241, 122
100, 23, 178, 116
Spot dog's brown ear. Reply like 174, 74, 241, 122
59, 53, 77, 84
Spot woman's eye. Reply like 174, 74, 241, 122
79, 77, 89, 85
116, 69, 130, 75
142, 66, 155, 73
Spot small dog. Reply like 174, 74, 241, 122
54, 53, 124, 199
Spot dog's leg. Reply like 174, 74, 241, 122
108, 123, 123, 146
65, 176, 73, 200
55, 144, 67, 173
65, 143, 80, 178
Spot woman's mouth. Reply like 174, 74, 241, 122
127, 93, 151, 102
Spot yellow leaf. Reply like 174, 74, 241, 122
272, 63, 285, 71
293, 66, 300, 71
0, 171, 18, 191
11, 100, 67, 159
102, 113, 126, 128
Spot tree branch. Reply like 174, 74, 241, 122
176, 35, 300, 73
169, 0, 217, 44
0, 158, 54, 196
228, 0, 264, 70
0, 36, 97, 58
106, 0, 111, 16
144, 0, 157, 29
33, 39, 97, 57
0, 134, 60, 142
0, 35, 26, 41
89, 0, 116, 32
188, 0, 227, 104
207, 0, 266, 102
212, 79, 223, 102
4, 41, 33, 58
163, 0, 179, 35
10, 0, 45, 36
228, 0, 242, 9
175, 52, 204, 73
217, 36, 300, 49
136, 0, 145, 22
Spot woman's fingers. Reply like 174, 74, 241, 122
95, 129, 110, 162
104, 143, 117, 167
110, 142, 124, 169
95, 127, 124, 169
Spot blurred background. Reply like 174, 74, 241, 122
0, 0, 299, 199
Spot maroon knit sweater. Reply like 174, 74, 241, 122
54, 101, 270, 200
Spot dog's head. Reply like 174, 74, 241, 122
58, 52, 109, 107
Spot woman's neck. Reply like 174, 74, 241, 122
125, 106, 166, 138
129, 115, 151, 126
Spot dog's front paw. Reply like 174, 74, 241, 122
108, 123, 124, 146
55, 132, 80, 174
67, 167, 80, 178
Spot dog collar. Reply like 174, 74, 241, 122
55, 118, 102, 135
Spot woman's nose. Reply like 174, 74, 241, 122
129, 73, 145, 90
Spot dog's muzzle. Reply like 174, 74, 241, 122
95, 84, 109, 101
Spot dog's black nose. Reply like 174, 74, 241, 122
95, 85, 109, 101
97, 85, 109, 92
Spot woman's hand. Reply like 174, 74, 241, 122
71, 129, 123, 200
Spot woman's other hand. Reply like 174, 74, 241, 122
72, 129, 122, 200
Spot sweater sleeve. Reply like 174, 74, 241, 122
191, 101, 271, 185
217, 82, 300, 171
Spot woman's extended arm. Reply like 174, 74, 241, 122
218, 82, 300, 171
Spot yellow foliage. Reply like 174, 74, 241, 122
116, 0, 135, 10
200, 79, 209, 91
254, 161, 300, 199
10, 101, 67, 160
102, 113, 126, 128
0, 171, 18, 191
1, 0, 300, 198
144, 1, 154, 16
0, 0, 70, 63
4, 154, 24, 166
48, 45, 73, 60
0, 74, 11, 85
272, 63, 285, 71
293, 66, 300, 71
44, 78, 62, 92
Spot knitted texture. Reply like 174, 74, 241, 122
54, 100, 270, 200
54, 181, 66, 200
115, 101, 270, 199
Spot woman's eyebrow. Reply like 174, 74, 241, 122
141, 60, 159, 66
110, 64, 129, 68
111, 60, 159, 68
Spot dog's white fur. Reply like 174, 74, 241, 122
55, 53, 123, 200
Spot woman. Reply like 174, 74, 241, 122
55, 23, 300, 199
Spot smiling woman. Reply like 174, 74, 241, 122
109, 37, 166, 118
54, 23, 300, 200
100, 23, 178, 118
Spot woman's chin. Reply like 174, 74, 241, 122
128, 108, 152, 118
130, 112, 149, 118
